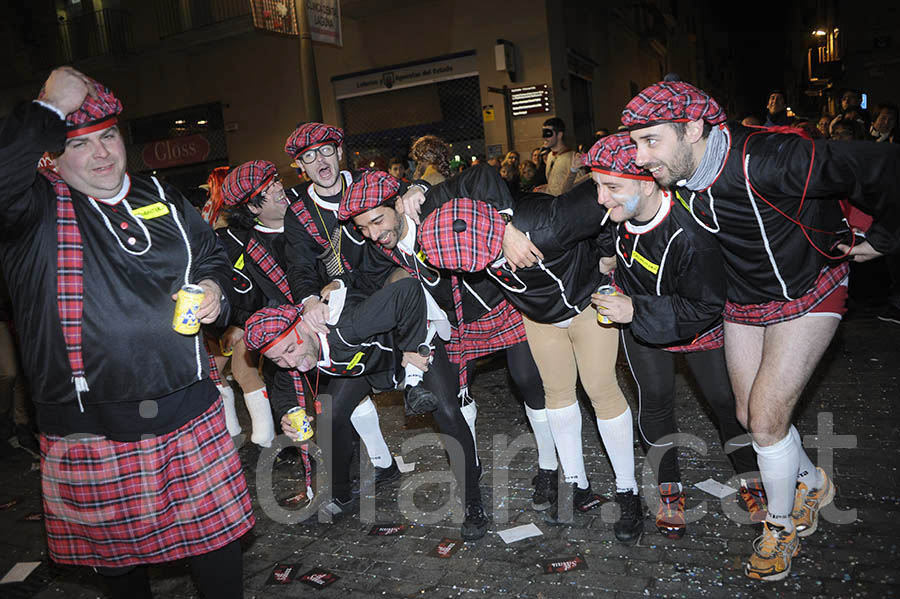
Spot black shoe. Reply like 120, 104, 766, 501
375, 460, 401, 485
404, 384, 440, 415
878, 305, 900, 325
531, 468, 558, 511
319, 493, 357, 519
461, 498, 489, 541
613, 490, 644, 543
574, 483, 606, 512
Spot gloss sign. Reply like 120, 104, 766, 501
142, 135, 210, 169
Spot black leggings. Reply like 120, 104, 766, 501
98, 539, 243, 599
327, 340, 481, 502
464, 341, 544, 410
621, 328, 757, 484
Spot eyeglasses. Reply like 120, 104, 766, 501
298, 143, 337, 165
541, 128, 557, 138
261, 174, 282, 197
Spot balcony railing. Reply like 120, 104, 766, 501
155, 0, 252, 39
29, 9, 133, 69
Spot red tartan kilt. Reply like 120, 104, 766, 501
724, 263, 850, 326
446, 300, 527, 364
664, 323, 724, 353
39, 399, 254, 567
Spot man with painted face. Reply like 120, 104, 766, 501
0, 67, 251, 598
244, 277, 490, 541
584, 133, 761, 540
622, 81, 900, 580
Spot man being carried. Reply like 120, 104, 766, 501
244, 277, 489, 540
622, 80, 899, 580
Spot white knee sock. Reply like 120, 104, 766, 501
524, 406, 559, 471
790, 425, 822, 489
243, 387, 275, 448
350, 397, 392, 468
754, 431, 799, 530
460, 399, 480, 467
596, 406, 638, 494
404, 363, 424, 388
217, 384, 241, 437
546, 402, 588, 489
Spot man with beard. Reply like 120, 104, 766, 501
622, 80, 899, 580
221, 159, 408, 515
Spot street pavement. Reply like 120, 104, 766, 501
0, 307, 897, 598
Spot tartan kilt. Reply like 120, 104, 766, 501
446, 299, 527, 364
664, 323, 724, 353
724, 263, 850, 326
39, 398, 254, 568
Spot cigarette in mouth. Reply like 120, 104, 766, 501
600, 207, 611, 226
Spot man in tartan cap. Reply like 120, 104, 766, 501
241, 279, 482, 530
341, 166, 558, 536
623, 80, 900, 580
0, 66, 251, 597
221, 157, 404, 516
583, 132, 761, 540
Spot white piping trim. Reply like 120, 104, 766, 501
742, 155, 792, 300
535, 260, 580, 313
159, 176, 203, 381
342, 224, 366, 245
656, 229, 683, 296
462, 279, 491, 312
687, 189, 721, 234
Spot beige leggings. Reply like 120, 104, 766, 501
522, 309, 627, 419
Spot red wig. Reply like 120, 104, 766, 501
200, 166, 231, 226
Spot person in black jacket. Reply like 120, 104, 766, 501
623, 80, 899, 581
0, 66, 250, 598
585, 132, 761, 540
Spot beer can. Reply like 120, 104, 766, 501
595, 284, 617, 325
287, 406, 314, 441
219, 337, 234, 357
172, 284, 205, 335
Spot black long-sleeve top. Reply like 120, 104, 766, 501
0, 102, 231, 428
680, 124, 900, 304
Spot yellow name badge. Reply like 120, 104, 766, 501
416, 250, 428, 264
347, 351, 365, 370
631, 250, 659, 275
132, 202, 170, 220
234, 254, 245, 270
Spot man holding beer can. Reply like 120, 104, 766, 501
0, 67, 250, 598
584, 132, 761, 541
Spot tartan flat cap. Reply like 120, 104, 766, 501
284, 122, 344, 159
418, 198, 504, 272
244, 305, 302, 353
222, 160, 277, 206
622, 81, 726, 129
338, 170, 400, 220
585, 132, 653, 181
41, 76, 123, 138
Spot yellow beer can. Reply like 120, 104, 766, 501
595, 284, 617, 325
172, 284, 205, 335
287, 406, 314, 441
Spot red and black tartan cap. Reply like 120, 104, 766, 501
338, 170, 400, 220
284, 122, 344, 160
584, 132, 654, 181
222, 160, 277, 206
43, 76, 123, 138
418, 198, 504, 272
244, 305, 303, 354
621, 81, 726, 130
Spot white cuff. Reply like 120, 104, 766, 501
34, 100, 66, 120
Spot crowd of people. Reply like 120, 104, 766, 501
0, 64, 898, 597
